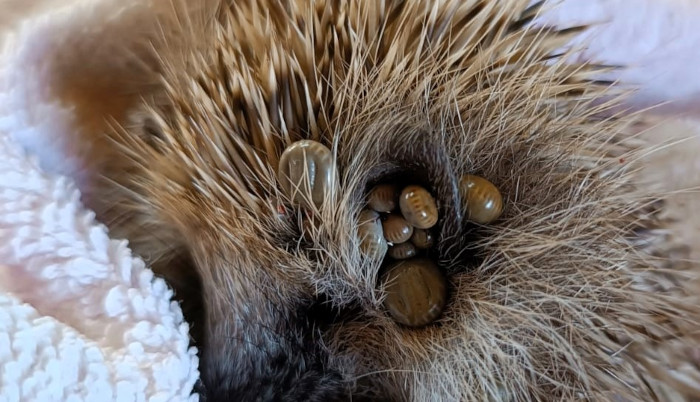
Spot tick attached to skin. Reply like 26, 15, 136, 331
459, 174, 503, 224
382, 213, 414, 244
278, 140, 335, 209
399, 185, 438, 229
358, 209, 388, 261
387, 241, 418, 260
367, 183, 399, 213
382, 258, 447, 327
410, 228, 435, 249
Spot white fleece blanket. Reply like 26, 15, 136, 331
0, 2, 200, 401
0, 132, 198, 402
0, 0, 699, 401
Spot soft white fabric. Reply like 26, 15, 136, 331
0, 0, 698, 401
0, 132, 198, 401
0, 1, 200, 401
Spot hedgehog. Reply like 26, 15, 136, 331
73, 0, 700, 400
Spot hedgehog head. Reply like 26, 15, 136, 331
86, 1, 700, 400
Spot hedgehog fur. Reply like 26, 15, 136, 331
77, 0, 700, 400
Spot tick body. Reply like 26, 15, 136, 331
387, 242, 418, 260
410, 229, 434, 249
459, 174, 503, 224
278, 140, 335, 209
382, 258, 447, 327
399, 185, 438, 229
358, 209, 388, 260
367, 184, 399, 213
382, 214, 414, 244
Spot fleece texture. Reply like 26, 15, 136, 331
0, 132, 199, 401
0, 1, 200, 401
0, 0, 698, 401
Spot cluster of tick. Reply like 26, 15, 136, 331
361, 176, 505, 328
358, 184, 438, 261
357, 183, 446, 327
276, 140, 505, 329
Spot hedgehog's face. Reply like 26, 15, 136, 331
91, 1, 700, 401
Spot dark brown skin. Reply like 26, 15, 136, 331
74, 0, 700, 401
